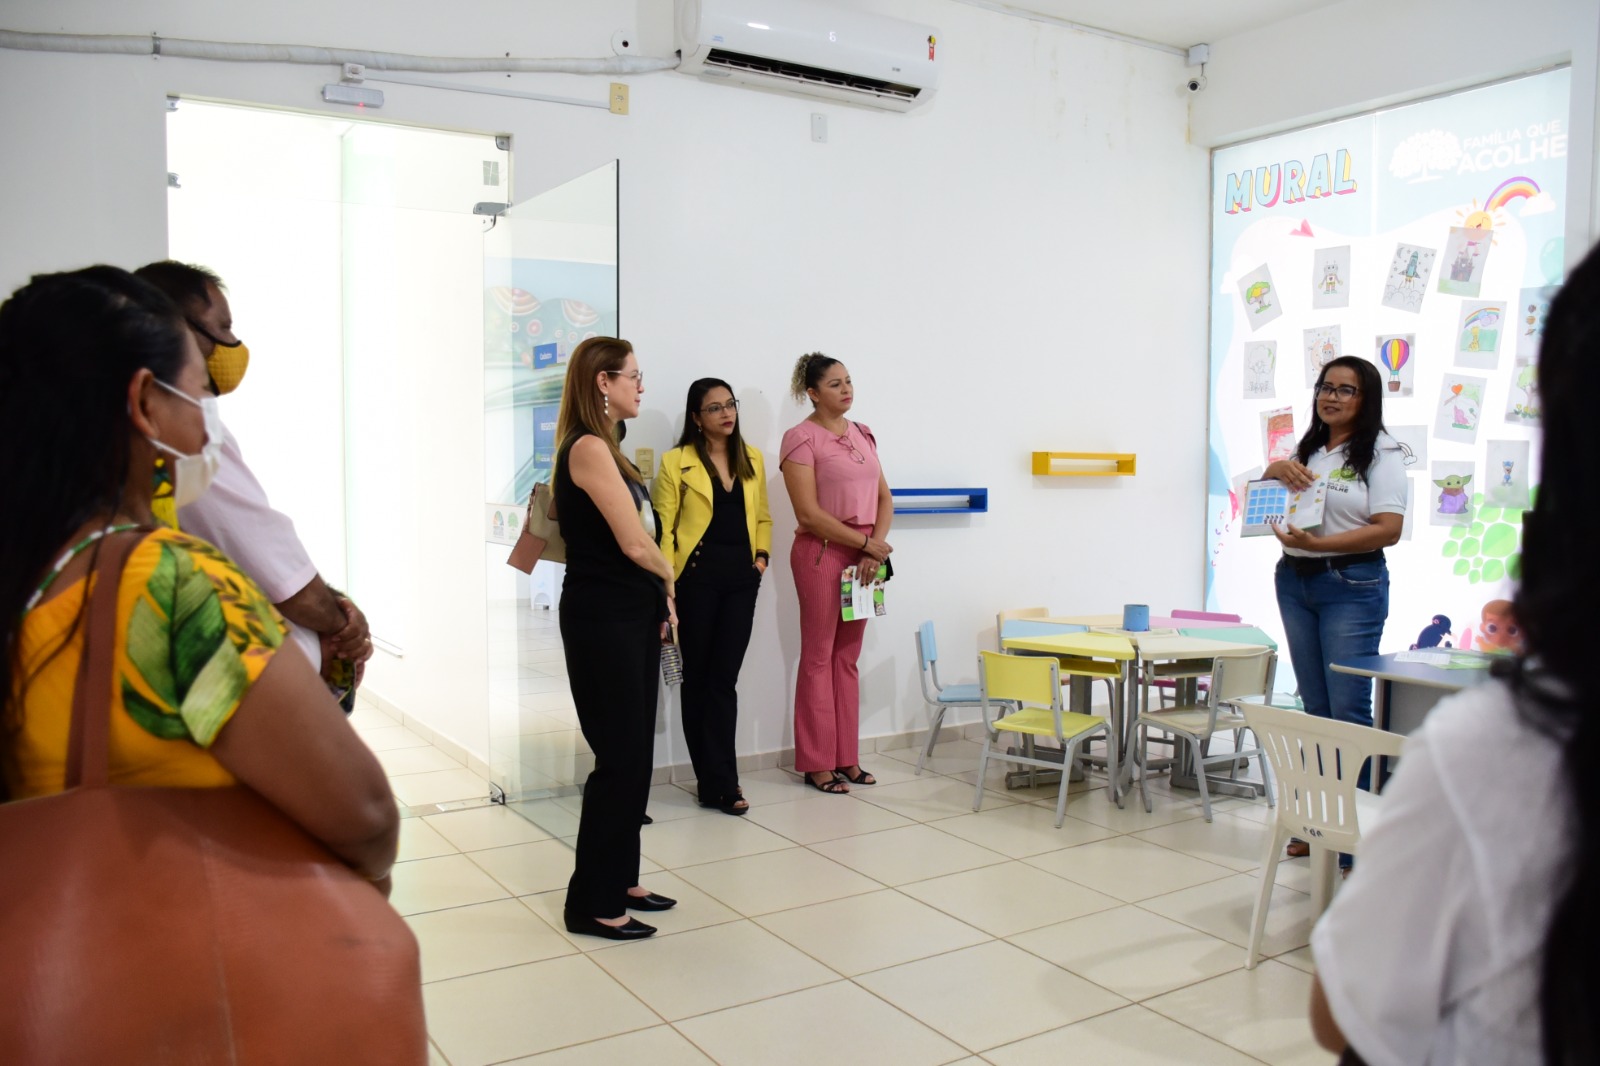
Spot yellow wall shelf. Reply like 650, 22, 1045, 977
1031, 451, 1137, 477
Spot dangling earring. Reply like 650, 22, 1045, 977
603, 394, 610, 416
151, 454, 179, 529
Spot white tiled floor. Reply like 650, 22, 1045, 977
357, 693, 1336, 1064
365, 604, 1333, 1063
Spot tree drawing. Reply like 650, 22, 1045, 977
1390, 130, 1462, 182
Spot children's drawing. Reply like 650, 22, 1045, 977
1437, 226, 1491, 297
1515, 285, 1556, 359
1505, 358, 1540, 424
1301, 325, 1341, 387
1375, 334, 1415, 396
1454, 300, 1505, 370
1261, 406, 1296, 464
1311, 245, 1351, 309
1429, 461, 1475, 527
1237, 264, 1282, 330
1243, 341, 1277, 398
1410, 614, 1453, 649
1381, 243, 1436, 312
1483, 439, 1531, 510
1388, 425, 1427, 470
1432, 374, 1487, 444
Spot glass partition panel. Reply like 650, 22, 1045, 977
483, 162, 619, 819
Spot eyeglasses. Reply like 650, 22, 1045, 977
837, 435, 866, 464
1315, 383, 1360, 400
605, 369, 644, 387
700, 399, 740, 416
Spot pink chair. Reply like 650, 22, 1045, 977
1168, 609, 1243, 623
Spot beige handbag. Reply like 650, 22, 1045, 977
508, 477, 565, 572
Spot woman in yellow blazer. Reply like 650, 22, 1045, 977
652, 378, 773, 815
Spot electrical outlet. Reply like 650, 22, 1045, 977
610, 82, 630, 115
811, 113, 828, 143
634, 448, 655, 478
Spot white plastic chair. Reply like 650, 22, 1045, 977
1135, 650, 1277, 822
973, 651, 1114, 827
1239, 703, 1406, 968
913, 621, 985, 774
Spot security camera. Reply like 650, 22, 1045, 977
1185, 75, 1208, 94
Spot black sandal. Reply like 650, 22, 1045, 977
804, 771, 849, 794
698, 789, 750, 816
836, 766, 876, 786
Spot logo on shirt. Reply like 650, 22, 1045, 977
1326, 465, 1358, 491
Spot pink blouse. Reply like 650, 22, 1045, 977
780, 419, 882, 528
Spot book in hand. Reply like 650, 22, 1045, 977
840, 563, 888, 622
1240, 476, 1328, 537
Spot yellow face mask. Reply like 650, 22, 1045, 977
205, 339, 251, 395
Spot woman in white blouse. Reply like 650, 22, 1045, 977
1307, 245, 1598, 1065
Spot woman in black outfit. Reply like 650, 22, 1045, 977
651, 379, 773, 815
554, 337, 678, 941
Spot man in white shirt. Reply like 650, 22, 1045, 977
134, 261, 371, 700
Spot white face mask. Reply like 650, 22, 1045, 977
151, 379, 223, 507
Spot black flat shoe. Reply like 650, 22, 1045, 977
563, 911, 657, 940
626, 891, 677, 912
641, 813, 653, 825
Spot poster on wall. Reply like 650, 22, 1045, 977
1206, 68, 1566, 674
1302, 325, 1342, 386
1312, 245, 1352, 308
1454, 300, 1506, 368
1237, 264, 1283, 329
1243, 341, 1277, 398
1381, 243, 1437, 312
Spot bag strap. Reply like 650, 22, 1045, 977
65, 530, 148, 790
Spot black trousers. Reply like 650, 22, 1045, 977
675, 542, 761, 802
560, 579, 661, 919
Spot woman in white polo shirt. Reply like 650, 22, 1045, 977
1263, 355, 1405, 860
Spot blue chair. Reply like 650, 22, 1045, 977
913, 621, 985, 774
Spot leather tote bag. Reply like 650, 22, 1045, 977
508, 478, 565, 572
0, 532, 426, 1065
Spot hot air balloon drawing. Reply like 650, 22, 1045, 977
1459, 305, 1503, 353
1378, 336, 1411, 393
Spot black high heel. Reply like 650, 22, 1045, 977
697, 788, 749, 816
563, 910, 657, 940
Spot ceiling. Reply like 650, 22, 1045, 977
960, 0, 1346, 51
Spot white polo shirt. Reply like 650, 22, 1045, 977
178, 422, 322, 668
1285, 432, 1408, 558
1311, 679, 1567, 1065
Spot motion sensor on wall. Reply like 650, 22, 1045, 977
1185, 75, 1208, 94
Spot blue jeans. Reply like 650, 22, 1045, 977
1274, 557, 1389, 797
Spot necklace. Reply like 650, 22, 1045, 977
24, 523, 140, 613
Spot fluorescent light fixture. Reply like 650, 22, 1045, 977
322, 83, 385, 108
746, 21, 770, 29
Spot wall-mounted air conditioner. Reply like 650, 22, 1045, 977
674, 0, 941, 112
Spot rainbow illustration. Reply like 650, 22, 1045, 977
1463, 306, 1502, 329
1486, 176, 1540, 212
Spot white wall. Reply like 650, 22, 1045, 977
0, 0, 1209, 766
1190, 0, 1600, 262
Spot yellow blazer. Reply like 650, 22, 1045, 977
652, 443, 773, 580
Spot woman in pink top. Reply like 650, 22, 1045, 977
779, 353, 894, 794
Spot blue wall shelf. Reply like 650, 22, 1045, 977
890, 488, 989, 515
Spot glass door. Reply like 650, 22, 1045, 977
482, 162, 619, 815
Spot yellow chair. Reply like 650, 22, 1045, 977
973, 651, 1114, 827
